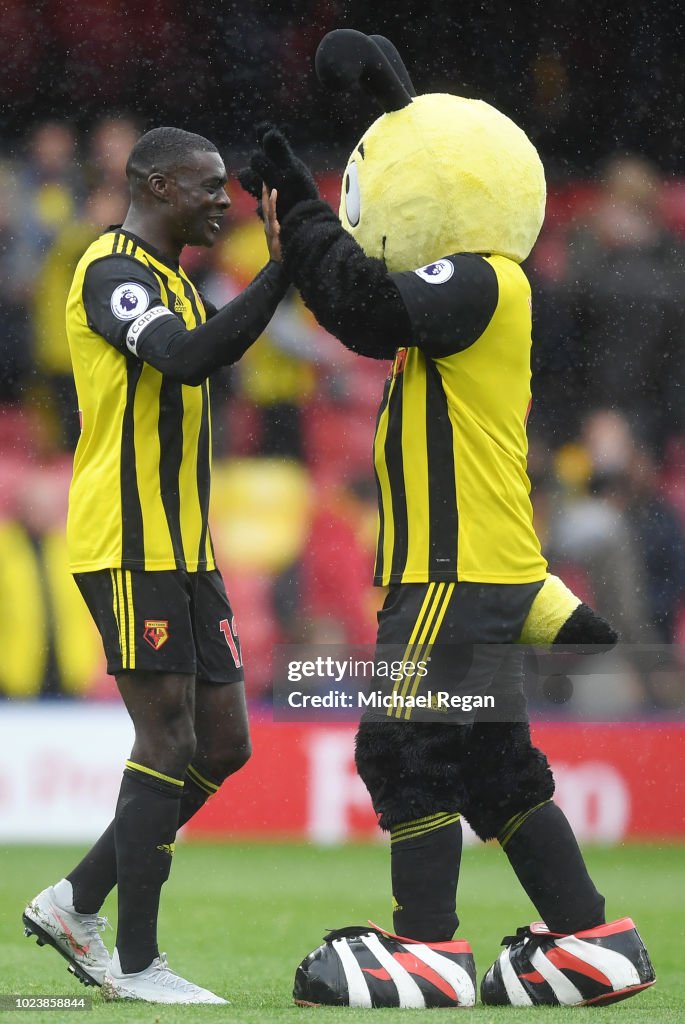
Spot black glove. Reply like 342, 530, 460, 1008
238, 125, 319, 222
236, 123, 273, 220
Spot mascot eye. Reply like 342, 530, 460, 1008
344, 161, 361, 226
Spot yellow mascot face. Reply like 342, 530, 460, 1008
315, 31, 545, 274
338, 93, 546, 273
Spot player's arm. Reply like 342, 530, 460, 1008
279, 202, 498, 358
83, 256, 288, 386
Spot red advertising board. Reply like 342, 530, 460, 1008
185, 721, 685, 844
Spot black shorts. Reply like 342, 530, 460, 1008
368, 580, 544, 724
74, 568, 244, 683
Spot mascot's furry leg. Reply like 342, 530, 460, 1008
460, 705, 606, 934
355, 721, 467, 941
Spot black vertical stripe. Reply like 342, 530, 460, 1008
158, 377, 186, 569
425, 360, 459, 578
373, 462, 385, 582
179, 274, 204, 325
120, 361, 145, 567
196, 381, 211, 569
385, 376, 409, 581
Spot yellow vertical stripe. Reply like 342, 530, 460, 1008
374, 377, 398, 585
181, 271, 206, 322
125, 570, 136, 669
204, 381, 214, 568
177, 291, 202, 569
388, 583, 446, 718
404, 583, 455, 718
131, 365, 174, 569
386, 582, 436, 716
110, 569, 122, 661
113, 569, 127, 667
177, 387, 202, 566
401, 350, 429, 579
396, 583, 445, 702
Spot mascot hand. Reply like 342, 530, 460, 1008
242, 126, 319, 222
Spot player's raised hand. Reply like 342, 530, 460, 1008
244, 126, 319, 222
262, 184, 281, 262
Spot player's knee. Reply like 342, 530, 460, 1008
145, 711, 197, 775
355, 721, 467, 830
203, 737, 252, 783
460, 722, 554, 840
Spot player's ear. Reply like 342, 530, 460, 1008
147, 171, 172, 203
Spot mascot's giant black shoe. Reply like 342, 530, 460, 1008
294, 925, 476, 1008
481, 918, 655, 1007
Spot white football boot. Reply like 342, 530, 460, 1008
102, 948, 228, 1004
23, 882, 111, 987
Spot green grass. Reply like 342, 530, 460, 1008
1, 842, 682, 1022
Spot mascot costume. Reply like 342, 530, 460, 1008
240, 29, 655, 1009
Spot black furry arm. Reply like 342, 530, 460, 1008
279, 199, 410, 359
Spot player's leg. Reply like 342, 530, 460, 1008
101, 569, 248, 1002
22, 668, 195, 986
359, 584, 473, 941
176, 566, 251, 810
61, 678, 249, 924
295, 586, 479, 1008
356, 719, 465, 941
460, 706, 605, 934
359, 582, 547, 942
42, 569, 248, 915
25, 570, 194, 987
111, 669, 195, 974
99, 670, 228, 1005
299, 720, 475, 1008
183, 677, 251, 814
465, 674, 654, 1006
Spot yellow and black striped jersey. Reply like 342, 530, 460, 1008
374, 252, 547, 586
66, 227, 216, 573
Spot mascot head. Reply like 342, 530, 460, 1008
316, 29, 546, 272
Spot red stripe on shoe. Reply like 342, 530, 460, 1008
546, 946, 612, 986
366, 919, 472, 953
519, 970, 546, 984
427, 940, 473, 954
362, 967, 392, 982
52, 910, 91, 956
392, 952, 458, 1001
530, 917, 636, 940
574, 918, 636, 940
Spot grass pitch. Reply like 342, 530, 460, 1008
1, 841, 682, 1022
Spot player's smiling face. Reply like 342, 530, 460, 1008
168, 150, 230, 248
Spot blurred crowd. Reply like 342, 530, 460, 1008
0, 115, 684, 716
1, 1, 682, 178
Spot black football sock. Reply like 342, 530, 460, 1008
67, 765, 220, 915
390, 813, 462, 941
500, 800, 606, 933
113, 762, 183, 974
